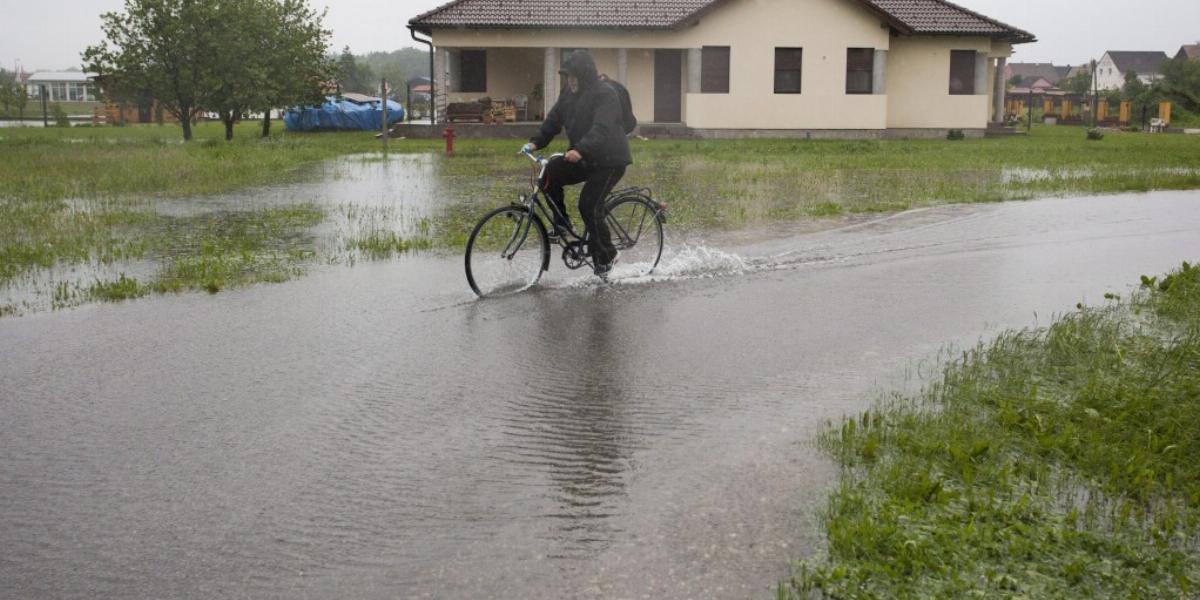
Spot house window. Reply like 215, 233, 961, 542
701, 46, 730, 94
846, 48, 873, 94
458, 50, 487, 93
774, 48, 803, 94
949, 50, 976, 95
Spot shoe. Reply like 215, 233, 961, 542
594, 250, 620, 280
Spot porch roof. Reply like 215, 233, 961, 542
409, 0, 1034, 42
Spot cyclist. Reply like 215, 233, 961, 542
521, 50, 632, 278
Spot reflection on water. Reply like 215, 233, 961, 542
501, 296, 632, 556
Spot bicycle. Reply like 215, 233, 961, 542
465, 149, 667, 297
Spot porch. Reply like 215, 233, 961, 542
433, 46, 688, 126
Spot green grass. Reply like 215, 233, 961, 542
2, 122, 1200, 315
783, 261, 1200, 599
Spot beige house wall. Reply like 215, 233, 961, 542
886, 37, 991, 129
428, 0, 1016, 131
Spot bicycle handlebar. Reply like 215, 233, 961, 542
518, 148, 565, 165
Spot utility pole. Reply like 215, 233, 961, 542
1028, 88, 1034, 131
1090, 59, 1098, 129
40, 84, 48, 127
380, 78, 389, 152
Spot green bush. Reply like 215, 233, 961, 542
51, 104, 70, 128
1086, 128, 1104, 141
946, 129, 965, 140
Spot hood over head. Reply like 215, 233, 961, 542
558, 50, 599, 89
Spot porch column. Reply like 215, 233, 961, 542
543, 47, 559, 118
434, 47, 451, 124
687, 48, 701, 94
992, 57, 1007, 123
617, 48, 628, 85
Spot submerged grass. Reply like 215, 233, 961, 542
783, 261, 1200, 599
2, 122, 1199, 315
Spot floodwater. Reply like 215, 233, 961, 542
2, 191, 1199, 599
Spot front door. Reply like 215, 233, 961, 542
654, 50, 682, 123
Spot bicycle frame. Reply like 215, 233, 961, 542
515, 149, 666, 271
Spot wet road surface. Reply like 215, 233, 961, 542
2, 191, 1199, 599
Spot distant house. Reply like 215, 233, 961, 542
1004, 62, 1069, 87
1092, 51, 1169, 90
1177, 44, 1200, 61
409, 0, 1036, 137
1065, 63, 1091, 80
24, 72, 97, 102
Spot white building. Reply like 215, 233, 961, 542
24, 72, 97, 102
1092, 51, 1169, 91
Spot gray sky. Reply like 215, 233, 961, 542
4, 0, 1198, 72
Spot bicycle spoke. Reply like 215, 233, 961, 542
466, 207, 547, 297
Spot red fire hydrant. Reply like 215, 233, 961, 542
442, 126, 456, 155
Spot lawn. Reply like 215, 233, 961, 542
782, 262, 1200, 599
1, 121, 1199, 315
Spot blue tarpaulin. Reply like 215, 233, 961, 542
284, 96, 405, 132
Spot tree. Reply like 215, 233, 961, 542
335, 46, 376, 94
12, 82, 28, 120
85, 0, 331, 141
254, 0, 332, 137
84, 0, 219, 140
1159, 57, 1200, 113
1060, 71, 1093, 96
1123, 71, 1162, 126
1007, 75, 1024, 89
0, 74, 13, 117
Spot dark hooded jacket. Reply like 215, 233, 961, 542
530, 51, 632, 168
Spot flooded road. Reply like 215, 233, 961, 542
2, 191, 1199, 599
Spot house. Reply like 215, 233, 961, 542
1004, 62, 1069, 87
1064, 63, 1090, 80
24, 72, 97, 102
1092, 51, 1169, 91
408, 0, 1035, 137
1177, 43, 1200, 61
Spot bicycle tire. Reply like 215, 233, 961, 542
603, 194, 664, 277
465, 206, 550, 296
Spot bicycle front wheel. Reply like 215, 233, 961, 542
604, 195, 664, 277
465, 206, 550, 297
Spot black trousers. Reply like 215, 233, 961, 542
540, 157, 626, 267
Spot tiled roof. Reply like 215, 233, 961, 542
1106, 51, 1170, 76
1007, 62, 1067, 85
1176, 44, 1200, 60
859, 0, 1033, 41
410, 0, 712, 29
410, 0, 1035, 41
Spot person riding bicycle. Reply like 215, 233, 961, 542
521, 50, 632, 278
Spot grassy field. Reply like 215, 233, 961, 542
782, 262, 1200, 599
1, 121, 1199, 314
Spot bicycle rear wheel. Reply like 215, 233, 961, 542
604, 195, 664, 278
465, 206, 549, 296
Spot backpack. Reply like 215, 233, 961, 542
600, 74, 638, 135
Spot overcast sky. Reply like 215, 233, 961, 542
4, 0, 1198, 72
